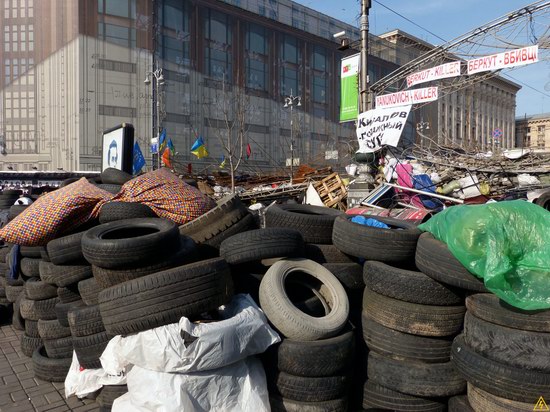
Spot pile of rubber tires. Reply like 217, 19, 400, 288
214, 203, 360, 410
3, 189, 550, 412
451, 293, 550, 411
0, 189, 23, 209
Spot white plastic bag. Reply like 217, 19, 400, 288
113, 357, 269, 412
101, 294, 280, 412
64, 351, 127, 399
517, 173, 541, 187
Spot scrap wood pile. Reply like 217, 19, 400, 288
404, 145, 550, 196
0, 165, 548, 411
205, 165, 349, 208
355, 145, 550, 214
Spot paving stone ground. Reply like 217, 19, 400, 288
0, 323, 99, 412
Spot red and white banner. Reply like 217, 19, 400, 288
467, 45, 538, 75
406, 61, 461, 88
375, 87, 438, 109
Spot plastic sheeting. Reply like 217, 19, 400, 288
64, 352, 127, 398
419, 200, 550, 310
100, 294, 280, 412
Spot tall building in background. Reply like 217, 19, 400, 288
0, 0, 520, 172
380, 30, 520, 151
1, 0, 37, 168
515, 113, 550, 150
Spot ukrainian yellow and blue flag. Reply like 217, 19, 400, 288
191, 136, 208, 159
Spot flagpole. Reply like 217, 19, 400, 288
144, 65, 165, 170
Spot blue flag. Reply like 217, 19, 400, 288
190, 136, 208, 159
159, 128, 167, 152
133, 141, 146, 174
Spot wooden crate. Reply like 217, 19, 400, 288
314, 172, 347, 209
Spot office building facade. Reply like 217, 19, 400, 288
0, 1, 521, 174
0, 0, 403, 173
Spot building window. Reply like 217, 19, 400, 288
161, 0, 190, 66
12, 58, 18, 78
99, 0, 136, 19
246, 24, 268, 91
538, 125, 545, 134
28, 25, 33, 51
20, 27, 25, 51
311, 46, 328, 105
162, 0, 185, 30
4, 58, 10, 84
98, 23, 136, 48
204, 9, 232, 81
3, 26, 9, 52
280, 35, 301, 96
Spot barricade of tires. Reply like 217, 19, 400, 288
451, 293, 550, 411
331, 214, 479, 411
2, 190, 550, 411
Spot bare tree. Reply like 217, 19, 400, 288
205, 74, 251, 193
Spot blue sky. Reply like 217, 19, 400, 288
295, 0, 549, 116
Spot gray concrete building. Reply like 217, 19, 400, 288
515, 112, 550, 151
0, 1, 521, 174
0, 0, 402, 173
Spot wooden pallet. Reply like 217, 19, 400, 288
314, 172, 347, 209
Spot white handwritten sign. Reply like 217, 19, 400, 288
406, 61, 461, 88
467, 45, 538, 75
375, 87, 438, 109
356, 105, 412, 153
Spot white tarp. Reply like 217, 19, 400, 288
64, 352, 127, 399
467, 45, 538, 75
406, 61, 461, 88
356, 105, 412, 153
99, 294, 280, 412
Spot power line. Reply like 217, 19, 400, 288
372, 0, 447, 43
373, 0, 550, 100
503, 72, 550, 99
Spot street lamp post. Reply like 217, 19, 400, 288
360, 0, 371, 113
416, 118, 430, 148
283, 90, 301, 185
144, 67, 165, 170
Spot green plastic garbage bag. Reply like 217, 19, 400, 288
418, 200, 550, 310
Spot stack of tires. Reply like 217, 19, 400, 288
0, 189, 23, 209
264, 204, 363, 336
0, 245, 15, 322
361, 261, 466, 411
535, 189, 550, 211
76, 217, 234, 409
332, 215, 468, 410
16, 246, 57, 363
451, 293, 550, 411
96, 167, 133, 194
219, 227, 306, 301
27, 237, 90, 382
180, 195, 258, 254
258, 259, 351, 411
